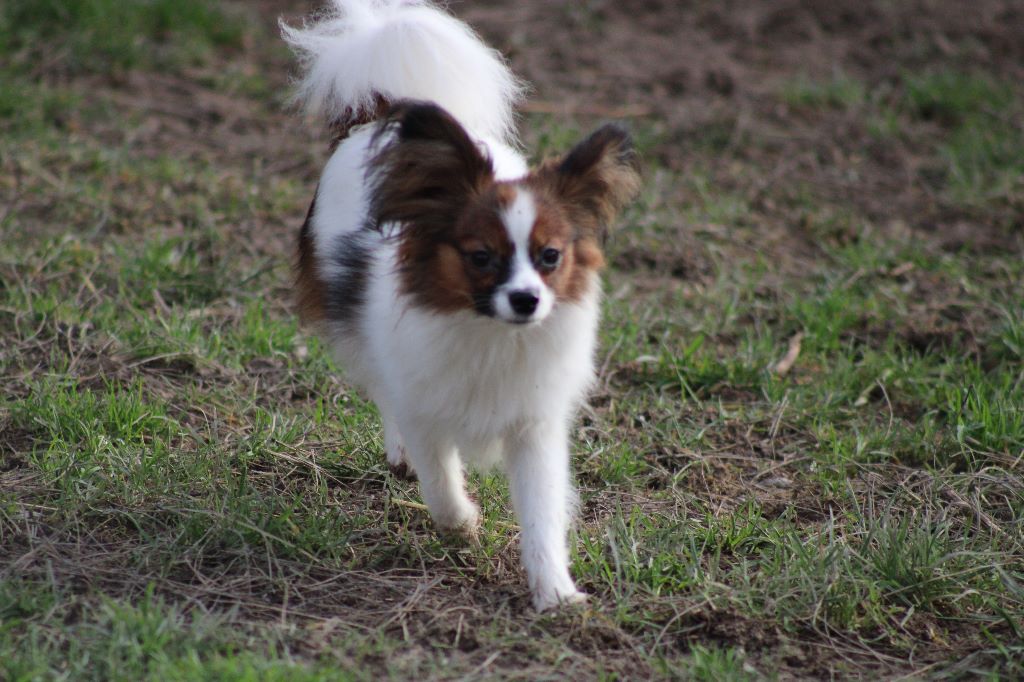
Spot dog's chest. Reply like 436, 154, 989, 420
379, 303, 598, 437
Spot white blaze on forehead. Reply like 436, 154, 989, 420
501, 188, 537, 252
500, 189, 541, 291
494, 187, 555, 323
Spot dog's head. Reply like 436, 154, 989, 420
369, 102, 641, 325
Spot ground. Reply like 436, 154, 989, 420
1, 0, 1022, 679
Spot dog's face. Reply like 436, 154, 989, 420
420, 183, 599, 324
370, 103, 640, 324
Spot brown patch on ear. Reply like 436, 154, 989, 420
295, 194, 326, 323
369, 101, 494, 240
369, 101, 499, 311
529, 124, 641, 240
524, 126, 639, 302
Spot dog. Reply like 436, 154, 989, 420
282, 0, 640, 611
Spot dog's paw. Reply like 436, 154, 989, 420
384, 439, 417, 481
439, 522, 481, 548
533, 588, 588, 612
433, 503, 480, 545
434, 505, 479, 533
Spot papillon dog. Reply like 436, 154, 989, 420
283, 0, 640, 611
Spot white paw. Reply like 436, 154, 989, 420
533, 587, 588, 612
432, 500, 480, 537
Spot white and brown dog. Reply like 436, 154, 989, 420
283, 0, 640, 610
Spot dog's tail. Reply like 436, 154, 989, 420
281, 0, 524, 144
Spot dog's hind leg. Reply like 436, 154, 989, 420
381, 411, 416, 480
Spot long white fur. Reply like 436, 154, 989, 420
286, 1, 596, 611
281, 0, 525, 144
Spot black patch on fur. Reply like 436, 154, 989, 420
467, 253, 516, 318
325, 229, 375, 328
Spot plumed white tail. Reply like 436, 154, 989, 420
281, 0, 525, 143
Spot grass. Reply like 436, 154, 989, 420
2, 3, 1024, 680
781, 70, 868, 111
903, 71, 1024, 204
783, 67, 1024, 208
0, 0, 246, 73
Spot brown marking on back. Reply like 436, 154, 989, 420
295, 194, 326, 323
328, 94, 391, 150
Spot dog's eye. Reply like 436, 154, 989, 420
539, 248, 562, 269
468, 250, 492, 268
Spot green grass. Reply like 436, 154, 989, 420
0, 0, 246, 74
0, 0, 255, 137
782, 68, 1024, 207
674, 645, 757, 681
903, 71, 1024, 203
782, 70, 868, 111
1, 7, 1023, 681
0, 584, 353, 681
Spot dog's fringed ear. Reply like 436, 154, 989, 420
369, 102, 494, 236
534, 124, 641, 238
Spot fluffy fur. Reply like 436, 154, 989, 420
281, 0, 524, 143
283, 0, 640, 611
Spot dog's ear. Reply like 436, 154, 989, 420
369, 102, 494, 235
533, 124, 641, 238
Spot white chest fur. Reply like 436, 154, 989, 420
331, 248, 601, 460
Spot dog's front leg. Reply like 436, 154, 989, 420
401, 422, 479, 536
506, 420, 586, 611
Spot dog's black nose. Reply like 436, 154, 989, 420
509, 291, 539, 316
